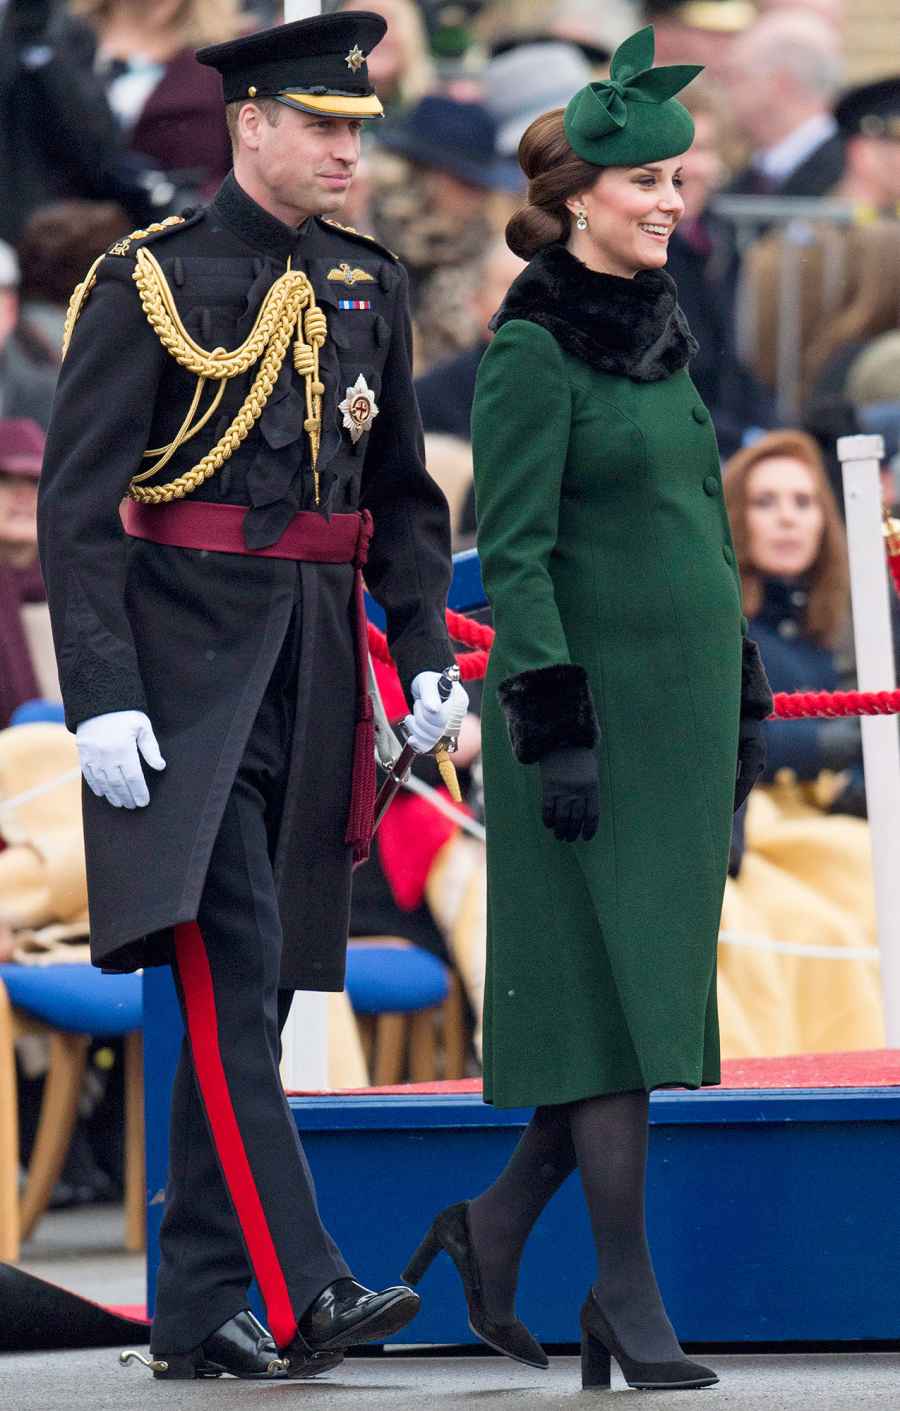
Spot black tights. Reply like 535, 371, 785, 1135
466, 1090, 682, 1362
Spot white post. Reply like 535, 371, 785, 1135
838, 434, 900, 1045
283, 0, 321, 18
278, 0, 334, 1090
280, 991, 330, 1090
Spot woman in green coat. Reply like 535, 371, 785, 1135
403, 27, 772, 1392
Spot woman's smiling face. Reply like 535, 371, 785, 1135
567, 156, 686, 278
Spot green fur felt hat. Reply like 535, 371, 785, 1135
564, 26, 702, 167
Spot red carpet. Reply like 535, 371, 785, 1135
289, 1049, 900, 1098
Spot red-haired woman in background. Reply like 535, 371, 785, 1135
718, 429, 884, 1058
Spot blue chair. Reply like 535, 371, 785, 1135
9, 700, 66, 726
0, 964, 144, 1260
345, 940, 466, 1084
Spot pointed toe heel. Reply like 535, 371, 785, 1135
403, 1201, 549, 1370
580, 1329, 612, 1391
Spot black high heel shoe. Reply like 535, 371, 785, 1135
403, 1200, 548, 1369
580, 1290, 719, 1391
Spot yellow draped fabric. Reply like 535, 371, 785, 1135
718, 779, 884, 1059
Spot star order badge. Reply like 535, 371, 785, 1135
345, 44, 366, 73
339, 374, 379, 443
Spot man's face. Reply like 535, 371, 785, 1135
0, 470, 38, 565
0, 288, 17, 350
851, 135, 900, 210
240, 104, 363, 223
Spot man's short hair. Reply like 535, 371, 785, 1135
225, 97, 284, 152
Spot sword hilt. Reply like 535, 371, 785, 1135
437, 663, 459, 702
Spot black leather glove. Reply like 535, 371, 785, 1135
539, 746, 600, 843
734, 717, 767, 813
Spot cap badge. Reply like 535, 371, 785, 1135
339, 374, 379, 442
345, 44, 366, 73
327, 261, 376, 286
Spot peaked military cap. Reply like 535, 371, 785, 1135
835, 77, 900, 142
564, 26, 702, 167
196, 12, 387, 120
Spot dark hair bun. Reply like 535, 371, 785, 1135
506, 204, 567, 261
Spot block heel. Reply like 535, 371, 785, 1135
580, 1289, 719, 1391
152, 1352, 220, 1379
580, 1329, 612, 1390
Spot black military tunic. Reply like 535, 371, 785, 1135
38, 172, 454, 988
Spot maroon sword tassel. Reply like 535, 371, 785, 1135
346, 692, 376, 865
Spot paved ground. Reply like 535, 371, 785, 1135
7, 1208, 900, 1411
3, 1349, 900, 1411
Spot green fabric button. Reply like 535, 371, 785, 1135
692, 405, 710, 424
703, 475, 719, 496
722, 544, 735, 566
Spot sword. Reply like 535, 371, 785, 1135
373, 664, 461, 831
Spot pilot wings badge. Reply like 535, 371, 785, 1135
339, 374, 379, 443
327, 262, 376, 287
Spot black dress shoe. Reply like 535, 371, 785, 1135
288, 1277, 420, 1355
142, 1309, 342, 1381
148, 1310, 290, 1380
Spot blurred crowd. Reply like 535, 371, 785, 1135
1, 0, 899, 1167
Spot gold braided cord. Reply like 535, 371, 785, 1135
127, 249, 326, 506
141, 377, 226, 463
132, 247, 308, 380
60, 255, 104, 361
60, 218, 186, 361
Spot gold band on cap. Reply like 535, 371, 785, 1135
278, 91, 384, 118
675, 1, 755, 31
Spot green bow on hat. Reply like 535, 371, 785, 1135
564, 26, 702, 168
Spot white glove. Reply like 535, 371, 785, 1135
403, 671, 469, 754
75, 710, 166, 809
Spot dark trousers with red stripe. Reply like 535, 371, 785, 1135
151, 602, 350, 1354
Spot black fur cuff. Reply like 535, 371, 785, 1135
741, 637, 774, 721
498, 663, 599, 764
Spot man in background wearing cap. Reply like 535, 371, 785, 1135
38, 10, 465, 1383
832, 76, 900, 216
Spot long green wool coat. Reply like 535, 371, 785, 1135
472, 291, 744, 1108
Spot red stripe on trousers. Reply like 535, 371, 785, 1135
174, 921, 297, 1348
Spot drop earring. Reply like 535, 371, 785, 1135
575, 210, 588, 230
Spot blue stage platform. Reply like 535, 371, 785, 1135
143, 968, 900, 1345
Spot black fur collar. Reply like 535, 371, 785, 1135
492, 242, 697, 382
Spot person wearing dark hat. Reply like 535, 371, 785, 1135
401, 25, 771, 1391
370, 94, 520, 369
833, 76, 900, 216
37, 9, 466, 1383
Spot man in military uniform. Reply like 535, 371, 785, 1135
37, 11, 466, 1383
